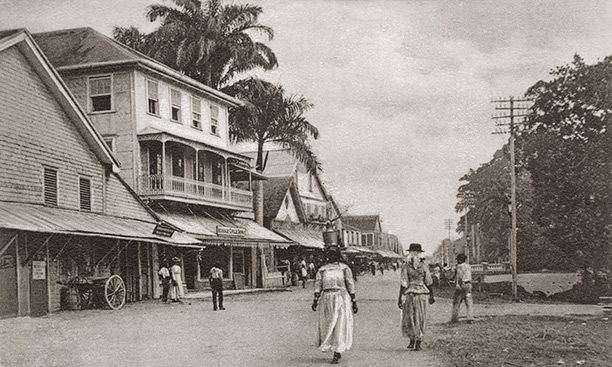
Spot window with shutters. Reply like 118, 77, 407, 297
170, 88, 181, 122
88, 75, 112, 112
191, 96, 202, 129
79, 177, 91, 211
147, 79, 159, 115
210, 104, 219, 135
43, 168, 58, 206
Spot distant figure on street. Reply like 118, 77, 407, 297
158, 260, 170, 303
312, 246, 357, 364
309, 261, 316, 279
369, 262, 376, 276
300, 259, 308, 288
392, 262, 398, 272
379, 264, 385, 275
398, 243, 433, 351
432, 263, 441, 287
169, 257, 184, 303
209, 263, 225, 311
451, 254, 474, 323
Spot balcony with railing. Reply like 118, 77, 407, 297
139, 174, 253, 210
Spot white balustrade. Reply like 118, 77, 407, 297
139, 174, 253, 208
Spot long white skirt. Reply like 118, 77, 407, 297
317, 290, 353, 353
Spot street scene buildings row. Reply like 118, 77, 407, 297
0, 28, 403, 318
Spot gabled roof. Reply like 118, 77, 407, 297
0, 28, 119, 171
243, 149, 299, 177
342, 215, 382, 233
263, 176, 305, 222
32, 27, 242, 107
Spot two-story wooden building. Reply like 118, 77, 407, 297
0, 29, 200, 318
32, 27, 289, 291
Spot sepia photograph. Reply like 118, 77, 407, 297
0, 0, 610, 366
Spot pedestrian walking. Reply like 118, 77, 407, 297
369, 261, 376, 276
158, 260, 170, 303
398, 243, 434, 351
432, 263, 441, 287
451, 254, 474, 323
311, 246, 358, 364
379, 263, 385, 275
169, 257, 184, 303
209, 263, 225, 311
300, 259, 308, 288
309, 261, 316, 279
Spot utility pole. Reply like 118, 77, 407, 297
492, 96, 531, 301
444, 219, 453, 266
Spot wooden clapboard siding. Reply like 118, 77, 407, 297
63, 72, 138, 188
0, 46, 105, 212
104, 172, 152, 221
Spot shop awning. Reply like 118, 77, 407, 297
274, 228, 324, 249
0, 201, 201, 247
375, 249, 403, 258
155, 211, 290, 246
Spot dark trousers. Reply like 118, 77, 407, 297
161, 279, 170, 301
211, 278, 224, 310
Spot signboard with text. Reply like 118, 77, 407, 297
32, 261, 46, 280
216, 226, 246, 238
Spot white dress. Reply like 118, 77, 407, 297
169, 264, 184, 299
314, 262, 355, 353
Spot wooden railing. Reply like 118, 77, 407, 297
139, 174, 252, 209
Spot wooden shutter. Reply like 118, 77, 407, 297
44, 168, 58, 206
79, 177, 91, 211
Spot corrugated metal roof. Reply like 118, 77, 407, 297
274, 228, 324, 249
156, 211, 290, 244
0, 201, 200, 246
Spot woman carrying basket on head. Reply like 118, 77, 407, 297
311, 245, 358, 364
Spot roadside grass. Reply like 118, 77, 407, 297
429, 315, 612, 366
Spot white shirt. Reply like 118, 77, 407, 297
158, 267, 169, 278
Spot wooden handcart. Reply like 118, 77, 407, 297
59, 274, 126, 310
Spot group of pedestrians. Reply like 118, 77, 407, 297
158, 257, 184, 303
311, 242, 474, 364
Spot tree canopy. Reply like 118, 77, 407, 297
222, 77, 320, 173
113, 0, 278, 88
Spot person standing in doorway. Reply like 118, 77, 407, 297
209, 263, 225, 311
398, 243, 433, 351
312, 246, 357, 364
451, 254, 474, 323
158, 260, 170, 303
169, 257, 184, 303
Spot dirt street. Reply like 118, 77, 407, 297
0, 271, 599, 367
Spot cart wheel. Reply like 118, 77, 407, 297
104, 275, 126, 310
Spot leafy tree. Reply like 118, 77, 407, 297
522, 54, 612, 280
222, 77, 320, 172
113, 0, 278, 88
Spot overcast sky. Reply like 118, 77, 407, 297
3, 0, 612, 253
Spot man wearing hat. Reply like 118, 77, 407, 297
451, 253, 474, 323
398, 243, 433, 351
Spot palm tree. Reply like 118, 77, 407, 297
223, 77, 320, 173
113, 0, 278, 88
223, 77, 319, 225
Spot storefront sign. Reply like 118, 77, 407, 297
32, 261, 46, 280
216, 226, 246, 238
153, 222, 175, 238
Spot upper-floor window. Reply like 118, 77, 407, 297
88, 75, 112, 112
79, 177, 91, 211
210, 105, 219, 135
147, 79, 159, 115
43, 167, 58, 206
191, 96, 201, 129
170, 88, 181, 122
